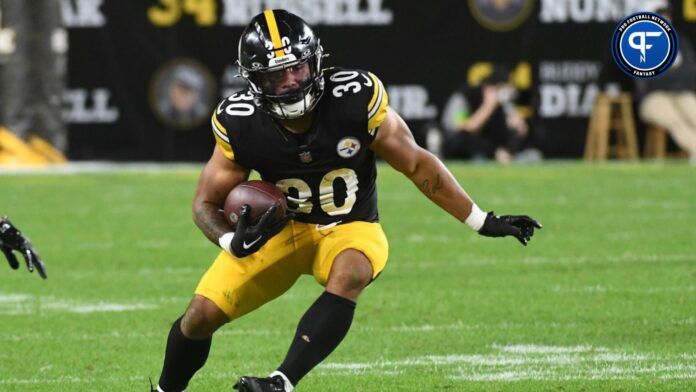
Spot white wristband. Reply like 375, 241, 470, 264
465, 204, 487, 232
218, 232, 235, 253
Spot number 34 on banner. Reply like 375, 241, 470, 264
148, 0, 217, 27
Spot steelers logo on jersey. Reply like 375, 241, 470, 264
337, 137, 361, 158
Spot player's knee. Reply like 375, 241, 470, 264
327, 249, 373, 294
180, 295, 229, 339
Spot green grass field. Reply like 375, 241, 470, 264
0, 162, 694, 391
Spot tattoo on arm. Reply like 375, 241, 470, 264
194, 202, 232, 245
419, 174, 443, 198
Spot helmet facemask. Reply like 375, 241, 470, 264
239, 43, 325, 120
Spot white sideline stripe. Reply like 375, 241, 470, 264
0, 161, 203, 175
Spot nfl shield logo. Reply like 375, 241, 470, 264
299, 151, 313, 163
337, 137, 361, 158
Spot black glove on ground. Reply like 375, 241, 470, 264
0, 217, 47, 279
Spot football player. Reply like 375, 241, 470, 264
0, 216, 47, 279
154, 9, 540, 392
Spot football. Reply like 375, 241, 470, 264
223, 180, 288, 229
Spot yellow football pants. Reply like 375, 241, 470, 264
195, 220, 388, 320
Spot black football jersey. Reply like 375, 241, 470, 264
211, 67, 389, 225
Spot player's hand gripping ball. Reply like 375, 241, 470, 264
223, 180, 288, 229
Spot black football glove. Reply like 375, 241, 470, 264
478, 212, 542, 246
0, 217, 47, 279
230, 204, 295, 258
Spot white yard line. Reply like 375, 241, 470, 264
393, 253, 696, 269
0, 294, 30, 302
0, 293, 158, 314
520, 253, 696, 265
552, 284, 696, 294
494, 344, 605, 354
451, 364, 696, 381
0, 376, 98, 385
2, 319, 695, 340
42, 301, 157, 313
319, 344, 696, 381
320, 353, 656, 369
0, 342, 693, 384
0, 372, 235, 385
451, 370, 635, 381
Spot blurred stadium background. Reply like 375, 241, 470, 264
1, 1, 695, 391
1, 0, 694, 163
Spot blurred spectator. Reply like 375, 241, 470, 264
440, 65, 540, 163
158, 66, 208, 126
635, 2, 696, 163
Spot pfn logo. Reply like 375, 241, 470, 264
611, 12, 678, 78
628, 31, 663, 63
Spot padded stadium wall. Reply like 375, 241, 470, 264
49, 1, 696, 160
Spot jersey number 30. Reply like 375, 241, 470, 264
331, 71, 372, 98
276, 168, 358, 216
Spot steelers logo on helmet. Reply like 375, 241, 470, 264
611, 12, 678, 79
237, 9, 326, 119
